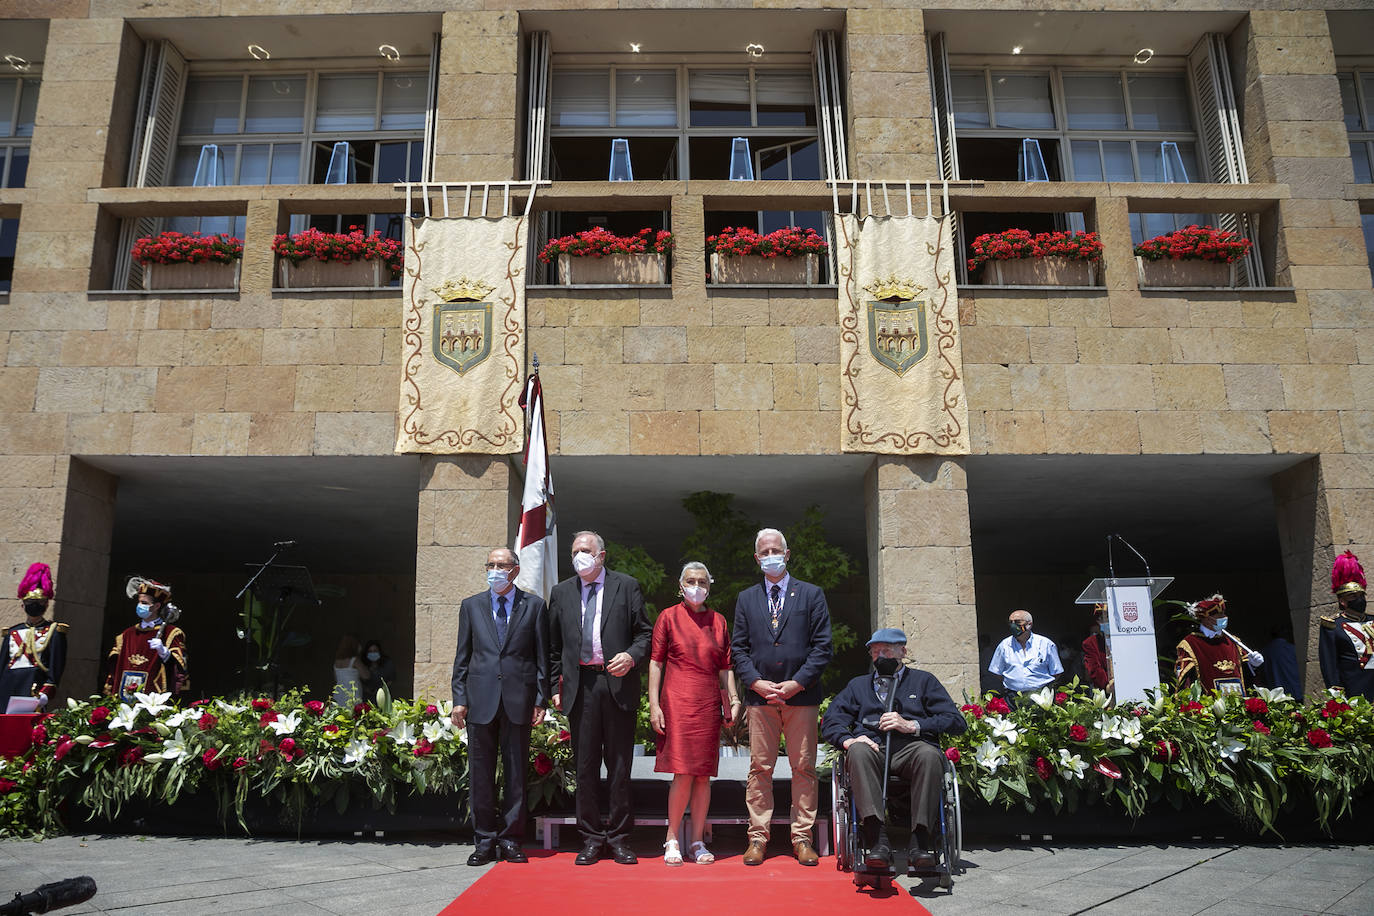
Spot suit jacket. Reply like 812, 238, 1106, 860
820, 665, 966, 751
549, 569, 652, 712
451, 588, 549, 726
732, 577, 833, 707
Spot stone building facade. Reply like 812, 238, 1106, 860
0, 2, 1369, 702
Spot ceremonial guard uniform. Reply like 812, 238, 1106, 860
104, 577, 189, 703
0, 563, 67, 708
1319, 551, 1373, 699
1175, 594, 1262, 694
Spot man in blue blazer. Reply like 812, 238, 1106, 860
732, 527, 833, 866
549, 530, 652, 865
451, 547, 549, 866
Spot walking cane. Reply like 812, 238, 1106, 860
879, 668, 902, 816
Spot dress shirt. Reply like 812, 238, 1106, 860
763, 573, 791, 623
989, 632, 1063, 691
489, 588, 513, 630
582, 569, 606, 664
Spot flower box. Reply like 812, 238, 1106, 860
278, 258, 383, 289
710, 252, 818, 285
145, 260, 240, 291
557, 252, 666, 285
1135, 257, 1236, 288
981, 256, 1097, 287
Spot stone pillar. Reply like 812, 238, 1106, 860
844, 9, 935, 177
1271, 457, 1338, 698
864, 455, 978, 698
412, 454, 513, 700
433, 11, 520, 181
55, 459, 117, 699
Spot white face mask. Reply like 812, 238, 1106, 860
367, 651, 381, 662
682, 585, 708, 606
759, 554, 786, 576
486, 568, 511, 590
572, 551, 599, 575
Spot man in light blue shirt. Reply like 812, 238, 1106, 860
988, 609, 1063, 693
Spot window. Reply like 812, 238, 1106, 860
1340, 70, 1374, 183
952, 66, 1204, 240
0, 75, 37, 189
547, 66, 819, 181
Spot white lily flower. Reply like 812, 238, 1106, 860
163, 709, 194, 729
1254, 686, 1291, 704
1216, 736, 1245, 762
388, 721, 417, 745
1090, 689, 1112, 708
543, 708, 558, 724
269, 711, 302, 736
108, 704, 140, 731
215, 700, 249, 714
974, 739, 1007, 773
1058, 748, 1087, 779
342, 738, 372, 764
159, 729, 192, 763
135, 692, 173, 716
987, 715, 1020, 744
1027, 687, 1055, 710
458, 726, 469, 745
1096, 715, 1124, 741
1118, 717, 1144, 748
422, 720, 451, 743
1211, 697, 1229, 718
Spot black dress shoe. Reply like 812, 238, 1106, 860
610, 843, 638, 865
864, 841, 892, 870
575, 842, 604, 865
497, 839, 528, 863
907, 848, 938, 871
467, 842, 498, 866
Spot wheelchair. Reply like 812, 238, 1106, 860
831, 746, 962, 890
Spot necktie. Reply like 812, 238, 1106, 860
769, 584, 782, 630
495, 595, 508, 645
579, 582, 598, 664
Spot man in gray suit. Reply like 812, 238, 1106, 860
451, 547, 548, 865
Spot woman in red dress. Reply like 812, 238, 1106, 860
648, 562, 741, 866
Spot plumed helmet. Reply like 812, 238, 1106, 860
1332, 551, 1366, 598
1186, 594, 1226, 618
126, 576, 172, 602
17, 562, 54, 601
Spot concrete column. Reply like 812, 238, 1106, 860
1271, 457, 1342, 698
433, 11, 520, 181
845, 9, 935, 178
412, 454, 513, 700
864, 455, 978, 699
55, 459, 117, 699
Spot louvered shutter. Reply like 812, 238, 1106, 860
813, 30, 848, 181
523, 31, 551, 181
421, 32, 440, 182
927, 32, 959, 182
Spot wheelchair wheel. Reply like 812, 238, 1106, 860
832, 766, 852, 872
939, 757, 963, 886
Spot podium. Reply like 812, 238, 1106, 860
1076, 576, 1173, 704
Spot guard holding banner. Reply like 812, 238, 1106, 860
104, 577, 189, 702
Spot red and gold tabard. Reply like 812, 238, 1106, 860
103, 623, 188, 702
1175, 631, 1247, 694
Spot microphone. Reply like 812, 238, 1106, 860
273, 540, 298, 548
0, 876, 97, 914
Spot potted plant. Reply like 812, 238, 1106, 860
1134, 224, 1251, 288
968, 229, 1102, 286
131, 231, 243, 291
538, 227, 674, 285
272, 226, 403, 289
707, 225, 828, 285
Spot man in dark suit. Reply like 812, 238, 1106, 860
821, 628, 966, 873
549, 530, 652, 865
451, 547, 549, 866
732, 527, 832, 866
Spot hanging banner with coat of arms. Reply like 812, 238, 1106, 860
395, 216, 527, 454
836, 213, 969, 455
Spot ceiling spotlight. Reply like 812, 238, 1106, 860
4, 54, 30, 71
379, 44, 400, 62
248, 44, 270, 60
746, 43, 765, 58
629, 42, 642, 53
1134, 48, 1154, 64
1012, 45, 1023, 55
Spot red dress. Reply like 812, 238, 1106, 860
651, 602, 731, 776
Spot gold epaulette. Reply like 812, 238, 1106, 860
1320, 614, 1340, 629
55, 622, 69, 633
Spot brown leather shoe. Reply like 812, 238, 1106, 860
742, 839, 767, 866
794, 839, 819, 866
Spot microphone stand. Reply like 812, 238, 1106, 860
234, 543, 289, 695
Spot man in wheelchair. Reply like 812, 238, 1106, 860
821, 628, 966, 873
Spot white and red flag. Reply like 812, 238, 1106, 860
515, 370, 557, 601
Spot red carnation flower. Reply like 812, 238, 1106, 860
259, 711, 280, 728
1034, 757, 1054, 781
202, 748, 221, 770
1252, 721, 1271, 735
1093, 759, 1122, 779
1053, 692, 1068, 706
353, 702, 371, 718
0, 779, 17, 794
1321, 699, 1351, 719
945, 747, 961, 763
986, 697, 1011, 716
424, 704, 439, 716
1151, 740, 1178, 762
959, 703, 984, 720
30, 725, 46, 745
304, 700, 325, 716
89, 706, 111, 726
533, 753, 554, 776
1307, 728, 1334, 749
1244, 697, 1268, 716
197, 712, 218, 731
252, 698, 273, 712
1069, 724, 1088, 742
119, 747, 144, 767
278, 737, 297, 756
1181, 701, 1205, 715
324, 724, 340, 735
414, 738, 434, 758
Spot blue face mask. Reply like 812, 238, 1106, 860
135, 602, 154, 620
759, 554, 787, 576
1214, 616, 1229, 631
486, 568, 511, 590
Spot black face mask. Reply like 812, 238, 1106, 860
873, 655, 901, 676
22, 601, 46, 617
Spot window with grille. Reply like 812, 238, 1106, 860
0, 75, 37, 293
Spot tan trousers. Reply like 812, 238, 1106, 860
746, 704, 819, 845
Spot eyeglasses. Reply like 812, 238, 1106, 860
484, 562, 516, 570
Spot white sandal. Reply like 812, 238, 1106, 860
664, 838, 684, 866
688, 841, 715, 864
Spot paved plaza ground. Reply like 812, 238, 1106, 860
1, 831, 1369, 915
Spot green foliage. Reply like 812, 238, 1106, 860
605, 539, 667, 616
678, 491, 761, 614
779, 505, 855, 592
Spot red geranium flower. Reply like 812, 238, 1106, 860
197, 712, 218, 731
1307, 728, 1334, 749
1053, 692, 1068, 706
1034, 757, 1054, 781
1181, 701, 1205, 715
959, 703, 984, 720
252, 698, 273, 712
986, 697, 1011, 716
414, 738, 434, 758
202, 748, 221, 770
259, 711, 279, 727
1093, 759, 1122, 779
1151, 740, 1178, 762
1244, 697, 1268, 716
304, 700, 325, 716
1321, 699, 1351, 719
30, 725, 46, 745
533, 753, 554, 776
1069, 724, 1088, 742
1252, 721, 1271, 735
89, 706, 111, 726
945, 747, 961, 764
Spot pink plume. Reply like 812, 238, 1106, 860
17, 562, 53, 599
1332, 551, 1366, 593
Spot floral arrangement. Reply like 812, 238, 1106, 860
1134, 225, 1252, 263
707, 226, 828, 259
537, 227, 674, 264
131, 231, 243, 265
951, 682, 1374, 835
0, 687, 576, 838
271, 226, 403, 275
967, 229, 1103, 272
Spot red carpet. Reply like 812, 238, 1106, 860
438, 850, 933, 915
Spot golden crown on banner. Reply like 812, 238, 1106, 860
862, 274, 925, 302
432, 276, 496, 302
